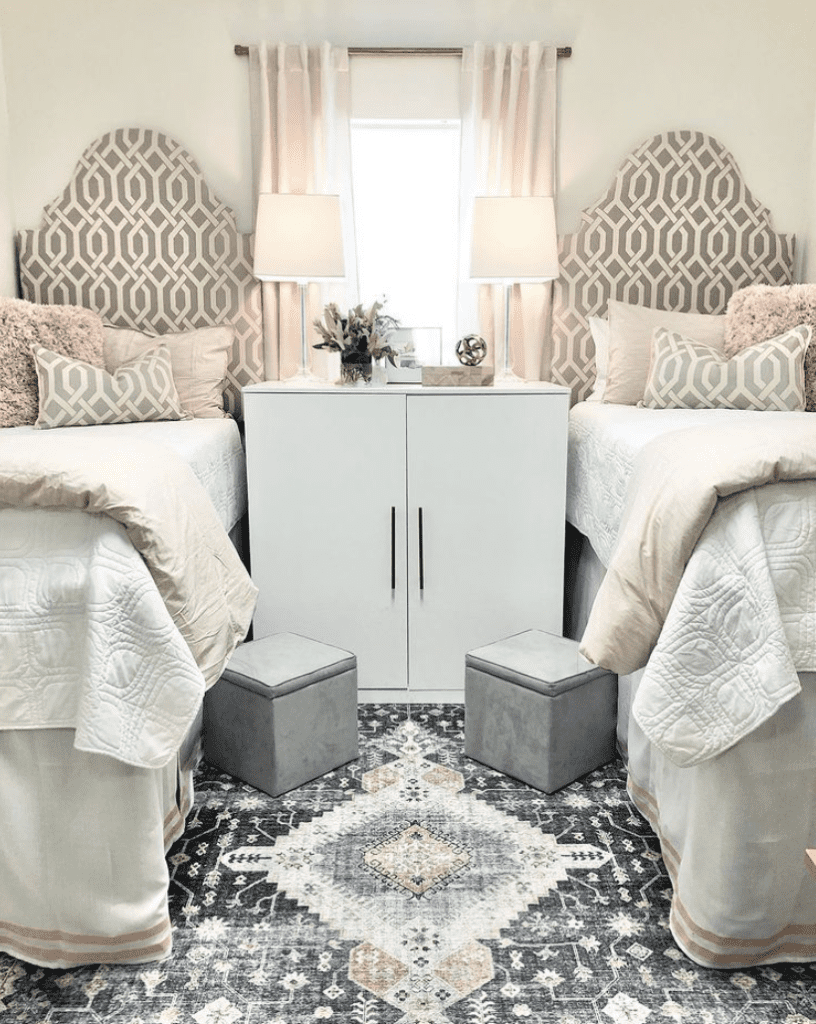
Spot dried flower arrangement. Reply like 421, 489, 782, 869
313, 301, 400, 382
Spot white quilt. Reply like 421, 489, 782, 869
568, 403, 816, 767
0, 420, 255, 769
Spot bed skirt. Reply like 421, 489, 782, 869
565, 524, 816, 967
0, 718, 198, 969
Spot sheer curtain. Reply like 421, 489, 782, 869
249, 43, 357, 380
458, 43, 558, 380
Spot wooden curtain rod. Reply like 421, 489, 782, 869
234, 44, 572, 58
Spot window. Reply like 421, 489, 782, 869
349, 56, 462, 365
350, 120, 461, 365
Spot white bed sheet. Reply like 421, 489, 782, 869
566, 401, 806, 565
2, 417, 247, 532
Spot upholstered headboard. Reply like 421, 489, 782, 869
551, 130, 796, 401
16, 128, 263, 417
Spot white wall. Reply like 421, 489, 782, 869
0, 18, 15, 296
1, 0, 815, 277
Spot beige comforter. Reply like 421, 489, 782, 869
580, 416, 816, 675
580, 416, 816, 766
0, 430, 257, 765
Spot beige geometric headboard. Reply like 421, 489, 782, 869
551, 130, 796, 401
17, 128, 263, 417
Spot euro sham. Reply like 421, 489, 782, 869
604, 300, 726, 406
104, 325, 233, 419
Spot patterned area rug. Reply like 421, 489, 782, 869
3, 704, 816, 1024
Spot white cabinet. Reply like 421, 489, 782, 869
243, 383, 569, 700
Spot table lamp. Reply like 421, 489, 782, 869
470, 196, 559, 383
253, 193, 346, 382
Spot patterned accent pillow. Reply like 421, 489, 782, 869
641, 325, 812, 411
32, 343, 187, 429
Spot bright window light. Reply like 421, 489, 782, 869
350, 119, 461, 364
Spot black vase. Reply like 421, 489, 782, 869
340, 350, 372, 385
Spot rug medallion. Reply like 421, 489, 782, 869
221, 717, 610, 1021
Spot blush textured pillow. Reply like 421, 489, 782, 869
604, 300, 727, 405
725, 284, 816, 411
0, 297, 105, 427
103, 325, 233, 418
32, 343, 187, 428
641, 325, 811, 411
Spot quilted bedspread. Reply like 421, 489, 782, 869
0, 429, 257, 768
571, 405, 816, 767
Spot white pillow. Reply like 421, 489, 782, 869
604, 300, 727, 405
586, 316, 609, 402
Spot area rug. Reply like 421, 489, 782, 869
2, 704, 816, 1024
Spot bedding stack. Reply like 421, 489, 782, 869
1, 296, 237, 429
568, 284, 816, 966
576, 286, 816, 758
586, 288, 816, 413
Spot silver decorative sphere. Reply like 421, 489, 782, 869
456, 334, 487, 366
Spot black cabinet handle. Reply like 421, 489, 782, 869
390, 506, 396, 590
418, 507, 424, 591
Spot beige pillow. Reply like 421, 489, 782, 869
641, 325, 811, 411
32, 343, 186, 429
104, 325, 233, 418
604, 300, 727, 405
0, 297, 105, 427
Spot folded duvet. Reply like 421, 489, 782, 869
580, 414, 816, 766
0, 429, 257, 768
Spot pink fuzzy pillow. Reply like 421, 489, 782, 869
0, 298, 105, 427
725, 284, 816, 411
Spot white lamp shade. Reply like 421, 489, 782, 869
470, 196, 559, 281
253, 193, 346, 281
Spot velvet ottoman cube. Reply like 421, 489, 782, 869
203, 632, 358, 797
464, 629, 617, 793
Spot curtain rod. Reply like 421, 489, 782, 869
234, 44, 572, 58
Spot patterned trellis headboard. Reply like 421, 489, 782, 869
16, 128, 263, 418
550, 130, 796, 402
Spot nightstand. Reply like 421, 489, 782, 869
243, 382, 570, 701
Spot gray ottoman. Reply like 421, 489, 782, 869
203, 633, 358, 797
464, 629, 617, 793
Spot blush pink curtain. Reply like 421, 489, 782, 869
459, 43, 558, 380
249, 43, 357, 380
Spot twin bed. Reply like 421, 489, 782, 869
554, 130, 816, 967
1, 126, 814, 971
0, 129, 263, 967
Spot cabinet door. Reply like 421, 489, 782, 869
245, 392, 408, 690
406, 393, 567, 693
